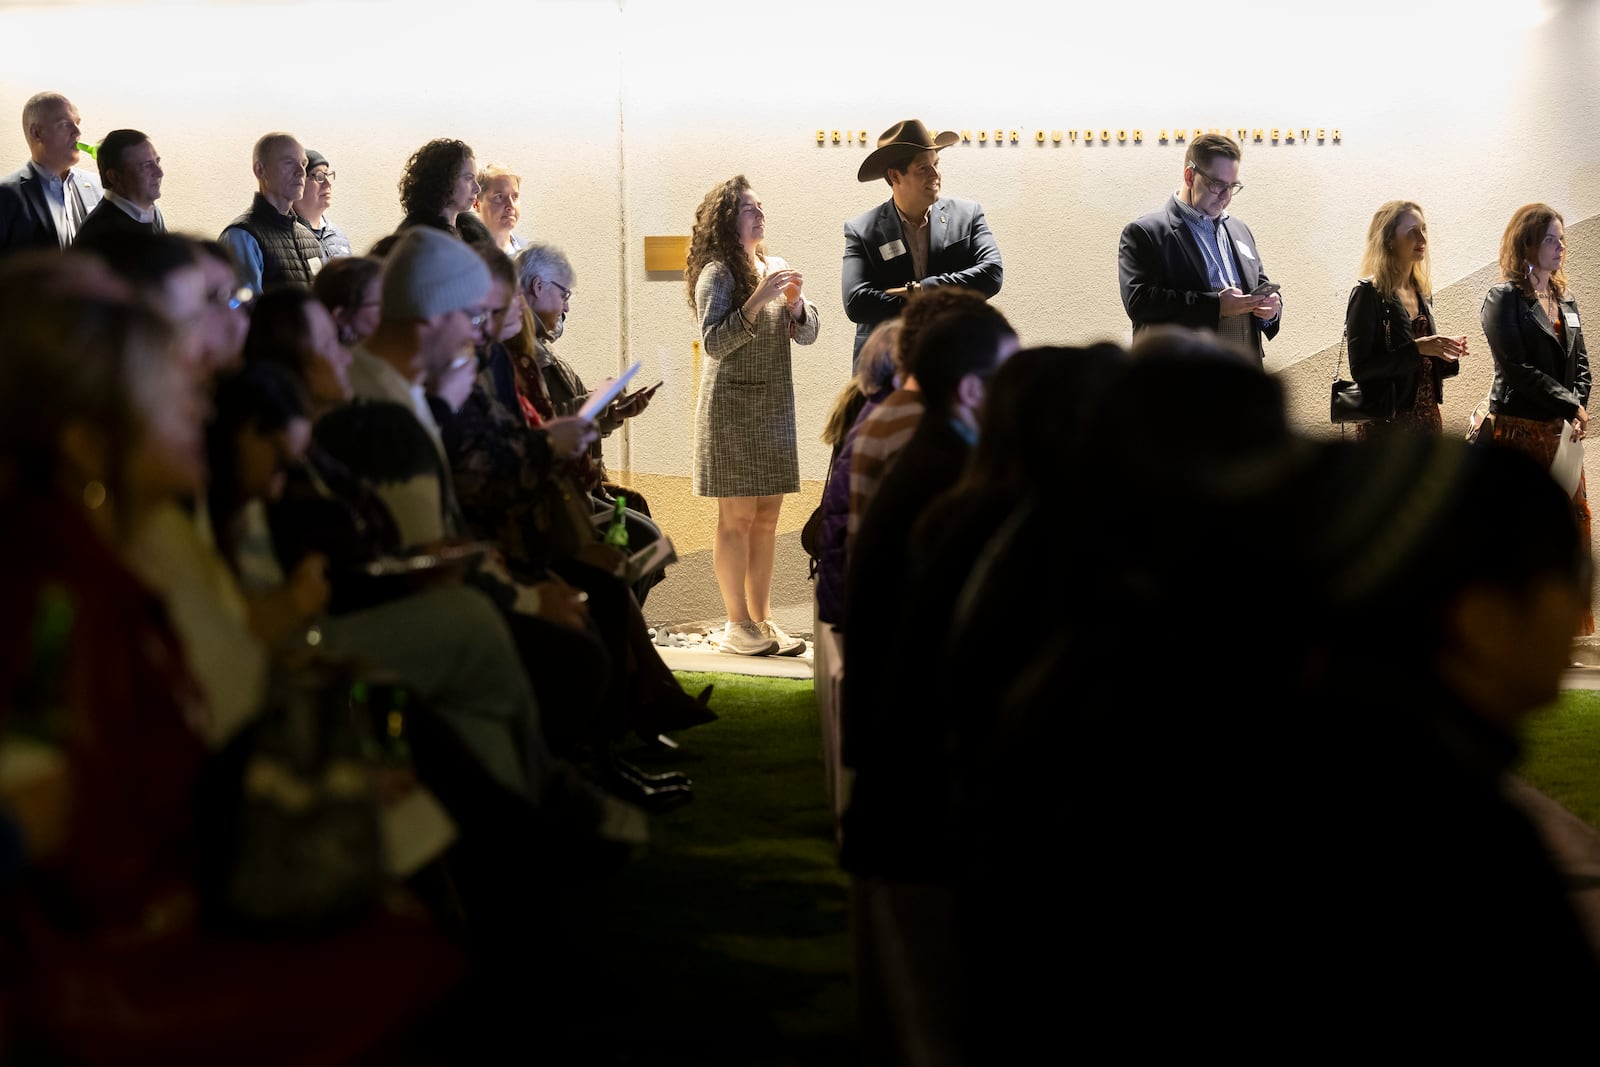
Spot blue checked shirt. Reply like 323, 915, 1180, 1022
1172, 193, 1240, 292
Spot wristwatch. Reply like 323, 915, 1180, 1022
906, 280, 921, 294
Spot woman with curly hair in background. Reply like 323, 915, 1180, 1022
396, 138, 479, 237
685, 174, 820, 656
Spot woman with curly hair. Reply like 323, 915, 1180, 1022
685, 174, 820, 656
396, 138, 479, 236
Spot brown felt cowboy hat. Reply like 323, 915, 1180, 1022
856, 119, 959, 183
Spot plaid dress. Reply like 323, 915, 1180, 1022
692, 257, 820, 497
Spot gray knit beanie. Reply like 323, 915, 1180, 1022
380, 227, 491, 319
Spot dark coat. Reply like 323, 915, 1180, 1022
0, 164, 102, 254
74, 197, 165, 246
1482, 280, 1591, 421
1118, 196, 1281, 362
842, 196, 1002, 364
839, 412, 973, 883
1345, 280, 1458, 414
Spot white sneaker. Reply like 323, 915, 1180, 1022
720, 619, 778, 656
759, 619, 806, 657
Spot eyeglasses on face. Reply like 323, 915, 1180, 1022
309, 170, 336, 184
210, 285, 254, 311
1190, 165, 1243, 196
544, 279, 573, 301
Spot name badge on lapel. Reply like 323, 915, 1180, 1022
878, 239, 907, 261
1234, 240, 1257, 262
1564, 308, 1581, 331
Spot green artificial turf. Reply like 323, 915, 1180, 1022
571, 677, 1600, 1063
1520, 689, 1600, 829
592, 671, 855, 1066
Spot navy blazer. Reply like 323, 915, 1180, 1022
842, 196, 1002, 365
1118, 196, 1281, 362
1482, 280, 1591, 422
0, 164, 102, 255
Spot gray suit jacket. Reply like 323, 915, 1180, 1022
0, 163, 103, 255
842, 196, 1003, 365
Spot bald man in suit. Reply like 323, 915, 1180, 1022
0, 92, 102, 255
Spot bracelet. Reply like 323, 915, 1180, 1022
737, 306, 755, 332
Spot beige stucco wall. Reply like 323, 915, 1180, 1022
5, 0, 1598, 626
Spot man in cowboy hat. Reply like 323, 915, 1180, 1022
842, 118, 1003, 367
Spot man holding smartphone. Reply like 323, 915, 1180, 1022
1117, 133, 1283, 364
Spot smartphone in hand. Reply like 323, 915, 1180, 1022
1250, 280, 1281, 298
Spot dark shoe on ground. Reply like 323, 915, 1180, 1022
616, 757, 692, 789
595, 767, 694, 814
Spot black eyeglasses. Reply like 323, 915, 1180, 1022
309, 170, 336, 184
1191, 165, 1244, 196
545, 279, 572, 301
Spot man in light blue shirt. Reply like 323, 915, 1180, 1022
0, 92, 102, 255
1118, 133, 1283, 363
218, 132, 324, 295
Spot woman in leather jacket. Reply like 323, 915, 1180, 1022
1480, 202, 1592, 634
1345, 200, 1467, 436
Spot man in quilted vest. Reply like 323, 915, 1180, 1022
218, 132, 324, 295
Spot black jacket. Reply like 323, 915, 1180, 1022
1482, 280, 1591, 421
74, 197, 163, 246
1118, 196, 1281, 362
1345, 280, 1458, 415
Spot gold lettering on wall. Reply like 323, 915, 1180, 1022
816, 125, 1344, 148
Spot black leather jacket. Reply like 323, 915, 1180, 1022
1346, 280, 1457, 414
1482, 281, 1590, 422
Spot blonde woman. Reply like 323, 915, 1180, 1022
685, 174, 820, 656
1344, 200, 1467, 436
